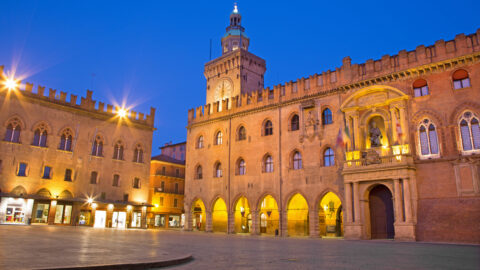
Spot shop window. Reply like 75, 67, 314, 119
174, 198, 178, 208
42, 166, 52, 179
322, 108, 333, 125
78, 211, 91, 225
133, 144, 144, 163
17, 162, 28, 176
264, 120, 273, 136
59, 129, 73, 151
418, 119, 440, 158
90, 171, 98, 184
32, 203, 50, 223
290, 114, 300, 131
324, 148, 335, 167
91, 136, 104, 157
133, 177, 141, 189
293, 151, 302, 170
264, 155, 273, 173
112, 174, 120, 186
54, 204, 72, 224
113, 141, 124, 160
64, 169, 73, 182
453, 69, 471, 90
413, 79, 429, 97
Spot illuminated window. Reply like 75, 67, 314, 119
196, 165, 203, 179
90, 171, 98, 184
112, 174, 120, 186
264, 155, 273, 173
324, 148, 335, 167
91, 136, 103, 157
291, 114, 299, 131
459, 111, 480, 153
113, 141, 124, 160
17, 163, 27, 176
453, 69, 471, 90
237, 159, 246, 175
293, 151, 302, 170
4, 118, 22, 143
33, 124, 48, 147
64, 169, 73, 182
215, 131, 223, 145
215, 162, 223, 178
197, 136, 204, 149
413, 79, 429, 97
322, 108, 333, 125
418, 119, 439, 158
264, 120, 273, 136
59, 129, 73, 151
133, 144, 144, 163
42, 166, 52, 179
237, 126, 246, 141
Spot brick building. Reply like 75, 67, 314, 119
148, 142, 185, 229
184, 4, 480, 243
0, 69, 155, 229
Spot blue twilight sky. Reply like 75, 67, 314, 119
0, 0, 478, 155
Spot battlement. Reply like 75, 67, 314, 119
188, 29, 480, 124
0, 66, 155, 128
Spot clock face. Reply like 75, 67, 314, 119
214, 79, 233, 102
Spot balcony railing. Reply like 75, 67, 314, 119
343, 144, 412, 169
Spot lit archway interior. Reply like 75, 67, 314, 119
234, 196, 251, 233
318, 192, 343, 237
212, 198, 228, 233
287, 193, 309, 236
259, 195, 279, 235
192, 199, 206, 231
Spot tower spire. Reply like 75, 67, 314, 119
221, 2, 250, 55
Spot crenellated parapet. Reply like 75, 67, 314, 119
0, 66, 155, 129
188, 29, 480, 125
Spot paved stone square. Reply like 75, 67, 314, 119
0, 225, 479, 270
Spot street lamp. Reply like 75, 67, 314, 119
2, 77, 19, 91
117, 108, 127, 118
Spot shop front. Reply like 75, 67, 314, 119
0, 196, 34, 225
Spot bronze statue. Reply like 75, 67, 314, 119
369, 121, 382, 147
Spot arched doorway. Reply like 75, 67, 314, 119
212, 198, 228, 233
369, 185, 395, 239
287, 193, 309, 236
191, 199, 206, 231
318, 192, 343, 237
234, 196, 251, 233
258, 195, 279, 235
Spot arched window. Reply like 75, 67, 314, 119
237, 159, 246, 175
195, 165, 203, 179
59, 129, 73, 151
4, 118, 21, 143
215, 162, 223, 178
91, 136, 104, 156
133, 144, 144, 163
293, 151, 302, 170
324, 148, 335, 167
290, 114, 300, 131
264, 155, 273, 173
453, 69, 471, 90
418, 119, 439, 157
459, 111, 480, 152
237, 126, 246, 141
322, 108, 332, 125
113, 141, 124, 160
264, 120, 273, 136
413, 79, 429, 97
32, 125, 48, 147
215, 131, 223, 145
197, 135, 204, 149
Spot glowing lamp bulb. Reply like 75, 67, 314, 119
117, 108, 127, 118
87, 198, 94, 204
4, 78, 18, 90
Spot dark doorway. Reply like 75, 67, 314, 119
369, 185, 395, 239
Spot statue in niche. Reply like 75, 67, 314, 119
301, 109, 320, 143
369, 121, 383, 147
306, 110, 318, 127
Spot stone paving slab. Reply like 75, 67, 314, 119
1, 225, 479, 270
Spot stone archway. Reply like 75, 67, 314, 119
318, 192, 343, 237
212, 198, 228, 233
234, 196, 251, 233
258, 194, 279, 235
191, 199, 206, 231
369, 185, 395, 239
287, 193, 309, 237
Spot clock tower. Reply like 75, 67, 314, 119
204, 3, 266, 110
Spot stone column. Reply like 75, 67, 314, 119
184, 209, 192, 231
141, 206, 147, 229
403, 179, 413, 223
228, 211, 235, 234
390, 107, 398, 144
353, 113, 360, 150
250, 210, 259, 235
393, 179, 404, 223
345, 183, 353, 223
48, 200, 57, 225
205, 211, 212, 232
309, 208, 319, 238
398, 104, 408, 144
353, 182, 361, 224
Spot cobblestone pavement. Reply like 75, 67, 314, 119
1, 225, 479, 270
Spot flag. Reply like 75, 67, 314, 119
343, 115, 351, 143
395, 113, 403, 143
336, 127, 345, 149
